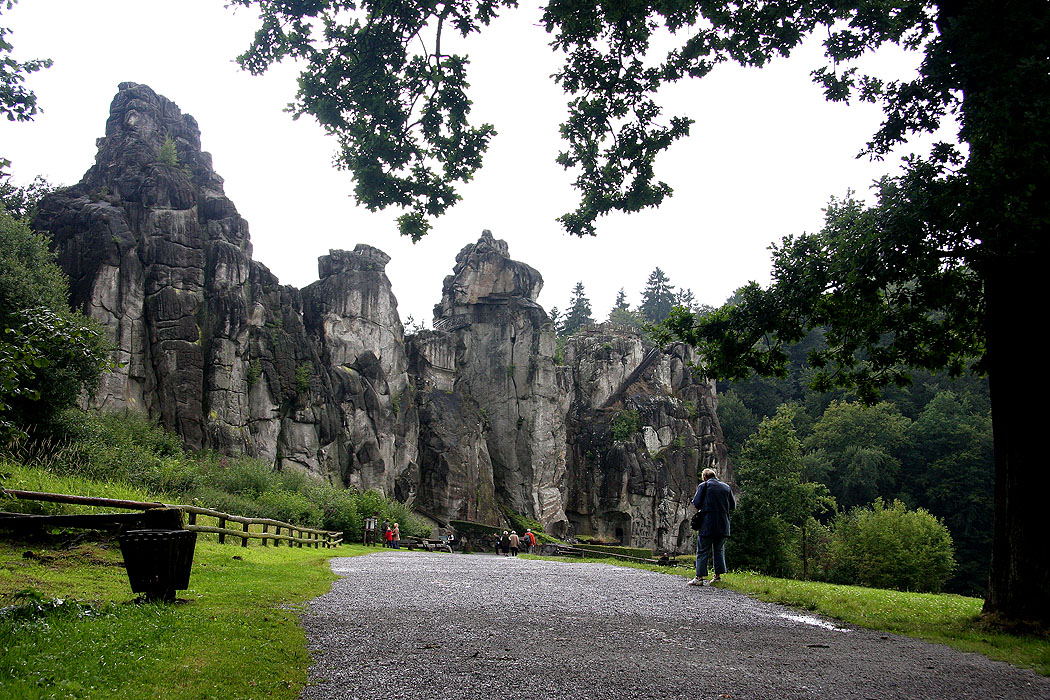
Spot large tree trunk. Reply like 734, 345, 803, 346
944, 0, 1050, 629
982, 263, 1049, 627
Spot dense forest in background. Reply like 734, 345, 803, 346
718, 334, 991, 596
554, 272, 991, 596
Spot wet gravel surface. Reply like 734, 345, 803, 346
299, 552, 1049, 700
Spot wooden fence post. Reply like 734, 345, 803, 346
242, 521, 250, 547
261, 523, 268, 546
274, 525, 281, 546
218, 516, 226, 544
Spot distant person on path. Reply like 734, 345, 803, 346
499, 530, 511, 556
687, 468, 735, 587
523, 529, 537, 553
392, 523, 401, 549
509, 531, 520, 556
382, 518, 392, 548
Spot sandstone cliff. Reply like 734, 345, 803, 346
35, 83, 730, 552
37, 83, 417, 496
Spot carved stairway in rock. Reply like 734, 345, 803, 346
599, 346, 664, 410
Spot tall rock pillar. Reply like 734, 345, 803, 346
429, 231, 571, 533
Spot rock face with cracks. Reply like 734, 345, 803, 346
36, 83, 730, 552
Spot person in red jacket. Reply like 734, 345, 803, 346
523, 529, 537, 553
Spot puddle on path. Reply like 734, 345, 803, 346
777, 613, 851, 632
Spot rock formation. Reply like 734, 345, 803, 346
563, 328, 730, 550
35, 83, 730, 553
423, 231, 572, 532
37, 83, 417, 496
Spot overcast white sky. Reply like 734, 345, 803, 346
1, 0, 942, 326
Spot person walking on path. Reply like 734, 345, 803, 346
688, 468, 735, 586
382, 518, 392, 548
392, 523, 401, 549
523, 529, 537, 553
499, 530, 511, 556
509, 531, 520, 556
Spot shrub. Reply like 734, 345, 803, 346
157, 136, 179, 166
294, 363, 313, 395
256, 489, 323, 528
245, 359, 262, 386
830, 498, 956, 592
23, 410, 189, 492
0, 210, 111, 436
204, 456, 280, 499
382, 498, 429, 539
611, 409, 640, 443
306, 482, 362, 535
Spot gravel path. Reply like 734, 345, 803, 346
299, 551, 1048, 700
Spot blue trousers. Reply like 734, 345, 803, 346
696, 535, 727, 578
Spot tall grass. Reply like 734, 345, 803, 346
0, 409, 429, 538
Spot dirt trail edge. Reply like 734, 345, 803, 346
299, 552, 1048, 700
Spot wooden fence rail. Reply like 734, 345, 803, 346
1, 489, 342, 549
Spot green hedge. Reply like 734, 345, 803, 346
574, 543, 653, 560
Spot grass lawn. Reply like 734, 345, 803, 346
0, 534, 366, 700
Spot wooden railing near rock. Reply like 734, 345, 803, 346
0, 489, 342, 548
179, 505, 342, 548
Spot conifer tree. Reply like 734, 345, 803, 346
561, 282, 594, 336
638, 267, 675, 323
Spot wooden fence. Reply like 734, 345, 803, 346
0, 489, 343, 549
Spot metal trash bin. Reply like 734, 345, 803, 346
118, 528, 197, 601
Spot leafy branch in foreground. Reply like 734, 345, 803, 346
654, 183, 983, 404
232, 0, 507, 240
1, 0, 54, 175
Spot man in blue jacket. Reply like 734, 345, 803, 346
688, 468, 736, 586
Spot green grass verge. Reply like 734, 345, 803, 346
2, 458, 165, 514
0, 536, 366, 699
524, 555, 1050, 676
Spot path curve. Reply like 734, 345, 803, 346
299, 552, 1048, 700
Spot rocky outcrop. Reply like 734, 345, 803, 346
563, 327, 731, 552
36, 83, 729, 553
36, 83, 416, 494
423, 231, 572, 533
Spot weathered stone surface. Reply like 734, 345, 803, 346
36, 83, 417, 497
37, 84, 730, 553
434, 230, 544, 319
429, 233, 572, 535
562, 326, 732, 553
413, 387, 498, 524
